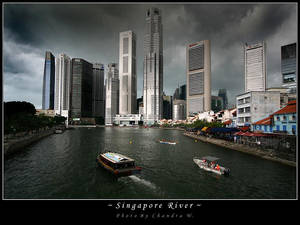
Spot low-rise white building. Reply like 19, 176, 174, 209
113, 114, 142, 125
236, 91, 280, 127
197, 110, 215, 122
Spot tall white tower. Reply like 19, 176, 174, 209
186, 40, 211, 117
54, 53, 71, 117
119, 30, 137, 115
143, 7, 163, 125
105, 63, 119, 125
244, 41, 267, 92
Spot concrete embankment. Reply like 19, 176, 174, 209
4, 127, 58, 156
183, 132, 296, 167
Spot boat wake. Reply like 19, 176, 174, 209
129, 175, 157, 190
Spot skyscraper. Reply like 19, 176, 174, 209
186, 40, 211, 116
173, 84, 186, 101
163, 94, 172, 119
42, 51, 55, 110
244, 42, 267, 92
211, 95, 224, 113
70, 58, 93, 118
105, 63, 119, 125
218, 88, 228, 110
281, 43, 296, 93
119, 30, 137, 115
180, 84, 186, 100
92, 63, 105, 118
54, 53, 71, 116
143, 7, 163, 124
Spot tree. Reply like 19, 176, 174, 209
4, 101, 36, 119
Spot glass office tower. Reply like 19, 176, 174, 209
42, 51, 55, 109
143, 7, 163, 124
70, 58, 93, 118
92, 63, 105, 118
281, 43, 297, 93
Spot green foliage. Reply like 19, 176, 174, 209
4, 102, 66, 135
4, 101, 36, 119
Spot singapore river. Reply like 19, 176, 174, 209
4, 127, 296, 199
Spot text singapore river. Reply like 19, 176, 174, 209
4, 127, 296, 199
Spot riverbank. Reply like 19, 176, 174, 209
183, 132, 296, 167
4, 126, 63, 156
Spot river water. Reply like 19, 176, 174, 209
4, 127, 296, 199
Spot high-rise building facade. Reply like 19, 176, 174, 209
173, 84, 186, 101
180, 84, 186, 100
143, 7, 163, 124
163, 94, 172, 119
218, 88, 228, 110
42, 51, 55, 110
244, 42, 267, 92
105, 63, 119, 125
211, 95, 224, 113
54, 53, 71, 116
186, 40, 211, 116
281, 43, 296, 94
92, 63, 105, 118
70, 58, 93, 118
119, 31, 137, 115
173, 99, 186, 121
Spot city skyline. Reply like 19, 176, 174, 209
4, 3, 297, 109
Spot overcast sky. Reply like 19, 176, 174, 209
3, 3, 297, 109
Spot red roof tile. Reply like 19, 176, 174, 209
272, 100, 296, 115
223, 120, 232, 125
253, 116, 272, 125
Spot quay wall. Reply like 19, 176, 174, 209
183, 132, 296, 167
4, 127, 58, 156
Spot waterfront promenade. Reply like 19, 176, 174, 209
183, 132, 296, 167
4, 126, 63, 156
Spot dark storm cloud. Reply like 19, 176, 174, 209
3, 3, 297, 108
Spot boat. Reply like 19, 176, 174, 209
96, 152, 142, 177
193, 156, 230, 176
159, 140, 177, 145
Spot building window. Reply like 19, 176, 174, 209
277, 116, 280, 121
283, 73, 296, 84
245, 117, 251, 123
283, 115, 287, 121
188, 44, 204, 71
276, 125, 280, 131
123, 37, 129, 54
283, 125, 286, 131
189, 72, 204, 95
270, 126, 273, 132
245, 97, 251, 103
292, 125, 296, 135
238, 99, 244, 105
